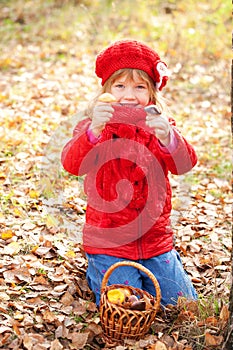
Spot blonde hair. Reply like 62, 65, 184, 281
87, 68, 170, 118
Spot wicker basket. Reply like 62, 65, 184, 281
99, 261, 161, 343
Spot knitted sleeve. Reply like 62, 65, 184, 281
61, 119, 100, 176
158, 128, 197, 175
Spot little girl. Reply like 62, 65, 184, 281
61, 39, 198, 307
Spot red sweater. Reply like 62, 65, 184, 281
61, 105, 197, 260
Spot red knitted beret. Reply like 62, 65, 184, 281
95, 39, 169, 90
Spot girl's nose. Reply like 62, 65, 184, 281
124, 87, 135, 100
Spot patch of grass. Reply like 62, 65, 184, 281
184, 173, 200, 186
197, 295, 221, 318
37, 268, 47, 275
211, 161, 231, 178
159, 296, 227, 350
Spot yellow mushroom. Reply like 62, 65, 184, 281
98, 93, 117, 103
107, 289, 125, 304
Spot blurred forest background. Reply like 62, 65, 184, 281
0, 1, 232, 349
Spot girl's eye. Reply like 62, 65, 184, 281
115, 84, 124, 88
137, 85, 146, 89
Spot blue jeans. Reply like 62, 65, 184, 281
86, 250, 197, 307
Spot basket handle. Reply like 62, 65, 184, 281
101, 260, 161, 309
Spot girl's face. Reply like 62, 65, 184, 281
110, 71, 150, 107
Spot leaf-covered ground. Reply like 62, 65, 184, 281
0, 1, 232, 349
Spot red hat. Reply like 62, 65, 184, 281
95, 39, 169, 90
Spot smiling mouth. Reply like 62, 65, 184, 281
116, 103, 141, 107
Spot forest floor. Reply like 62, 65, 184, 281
0, 1, 232, 349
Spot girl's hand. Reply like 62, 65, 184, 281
90, 102, 114, 137
146, 112, 171, 146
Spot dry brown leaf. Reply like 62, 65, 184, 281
70, 333, 89, 349
0, 292, 10, 301
205, 316, 218, 326
12, 320, 21, 336
33, 344, 48, 350
154, 340, 168, 350
50, 338, 64, 350
3, 241, 20, 255
188, 242, 201, 253
26, 297, 45, 305
0, 326, 12, 334
33, 246, 52, 256
205, 332, 223, 346
86, 301, 98, 312
177, 310, 196, 322
32, 275, 49, 285
3, 269, 18, 283
172, 331, 179, 342
42, 310, 57, 323
60, 291, 74, 306
86, 322, 102, 335
72, 302, 87, 315
22, 221, 37, 231
23, 333, 46, 349
55, 325, 65, 338
54, 284, 68, 292
23, 333, 34, 350
219, 304, 229, 322
14, 267, 32, 283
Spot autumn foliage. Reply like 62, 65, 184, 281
0, 0, 231, 349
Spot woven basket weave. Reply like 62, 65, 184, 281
99, 261, 161, 343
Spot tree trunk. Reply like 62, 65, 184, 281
222, 60, 233, 350
222, 241, 233, 349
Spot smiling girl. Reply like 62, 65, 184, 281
61, 39, 198, 307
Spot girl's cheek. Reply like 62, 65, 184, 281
143, 97, 151, 106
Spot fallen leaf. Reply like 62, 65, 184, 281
0, 326, 12, 334
0, 292, 10, 301
65, 250, 76, 259
42, 310, 57, 323
29, 190, 40, 199
60, 291, 74, 306
154, 340, 167, 350
1, 230, 14, 240
14, 312, 24, 321
50, 338, 64, 350
86, 322, 102, 335
219, 304, 229, 322
15, 267, 32, 283
70, 332, 89, 349
33, 246, 51, 256
205, 332, 223, 346
3, 241, 20, 255
205, 316, 218, 326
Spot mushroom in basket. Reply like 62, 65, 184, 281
107, 288, 152, 311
